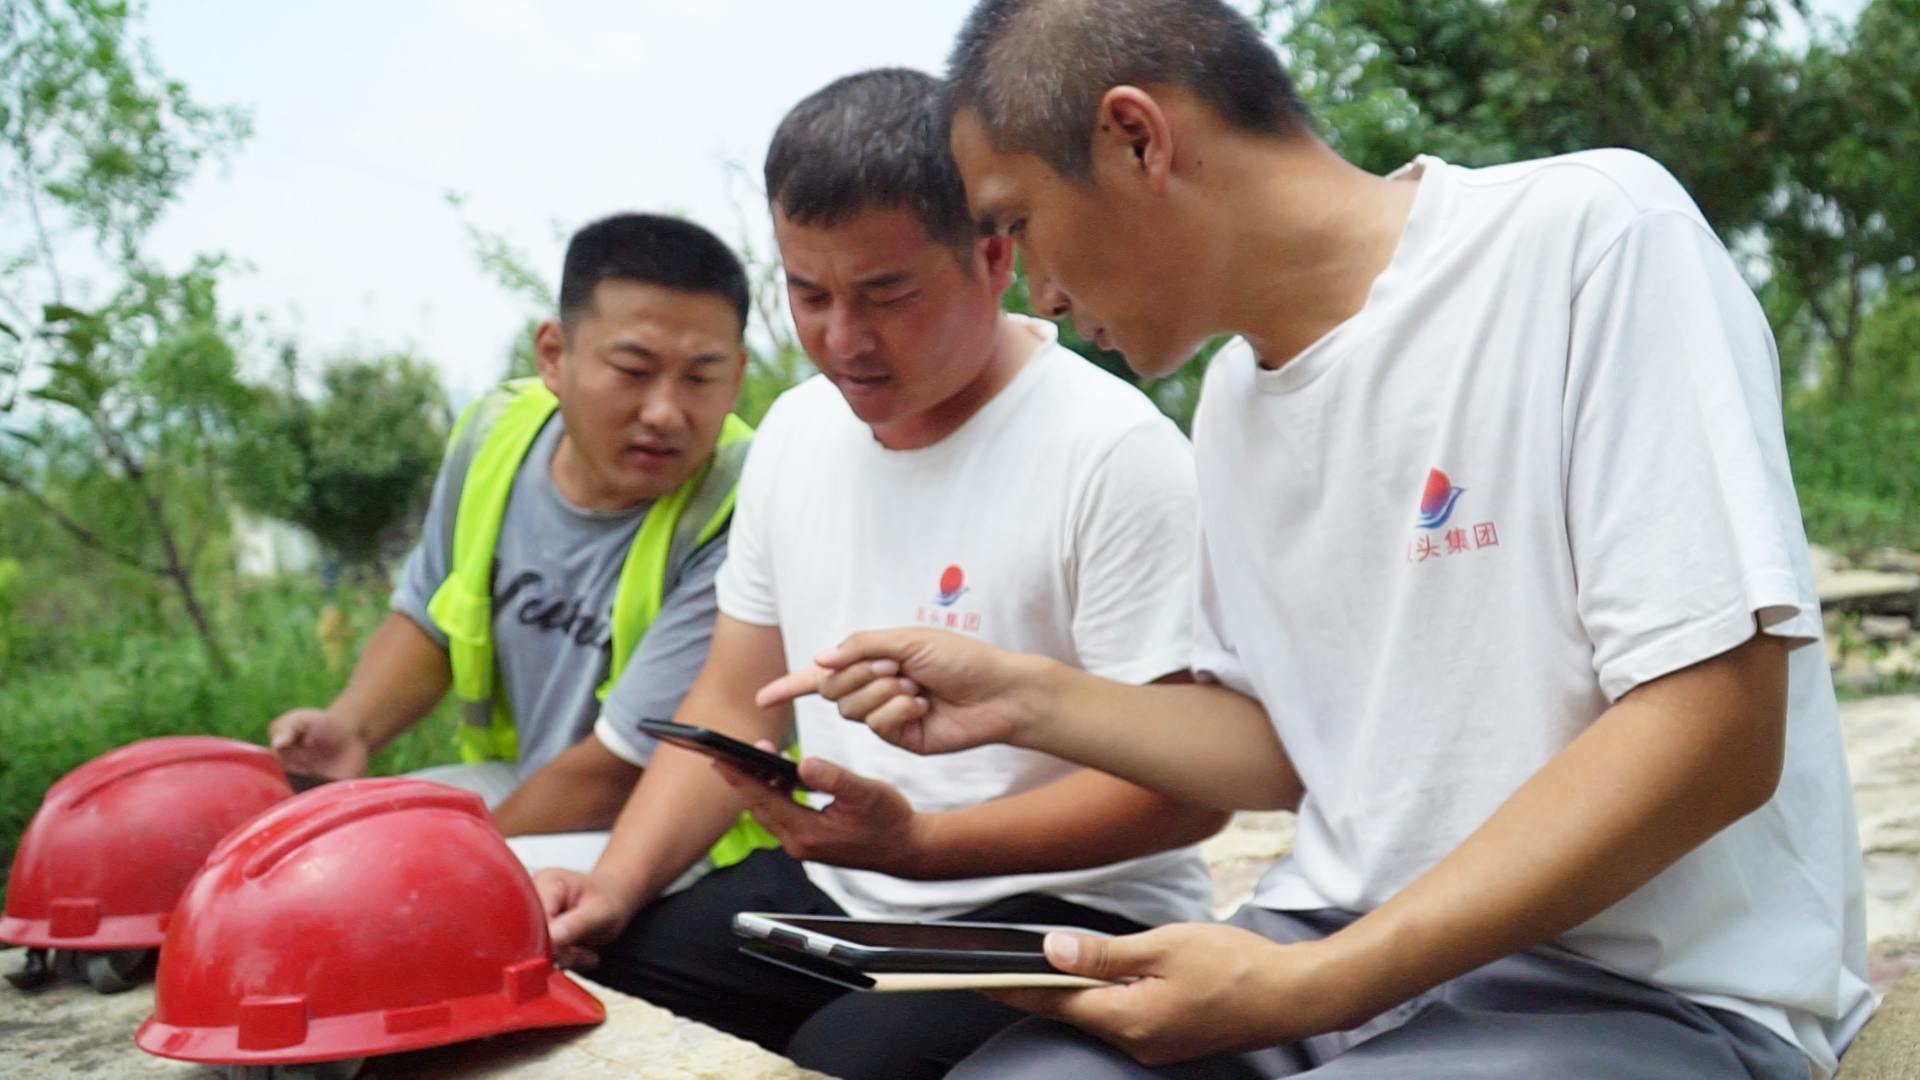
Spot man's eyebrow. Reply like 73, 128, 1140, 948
853, 271, 913, 291
609, 341, 658, 361
785, 271, 820, 291
690, 352, 729, 366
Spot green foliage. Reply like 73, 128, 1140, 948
1786, 400, 1920, 553
1267, 0, 1796, 236
0, 0, 251, 671
1, 258, 252, 671
0, 0, 248, 265
0, 555, 21, 663
232, 349, 449, 572
1765, 0, 1920, 396
0, 580, 460, 904
1784, 287, 1920, 553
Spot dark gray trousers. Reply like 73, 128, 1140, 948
950, 907, 1810, 1080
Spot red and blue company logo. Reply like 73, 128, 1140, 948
936, 565, 970, 607
1416, 468, 1465, 530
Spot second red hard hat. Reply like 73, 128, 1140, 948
1, 735, 294, 953
135, 777, 604, 1066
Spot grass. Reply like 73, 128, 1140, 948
1785, 394, 1920, 556
0, 579, 460, 907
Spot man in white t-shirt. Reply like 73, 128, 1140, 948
771, 2, 1872, 1078
530, 68, 1224, 1079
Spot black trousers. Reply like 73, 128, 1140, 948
590, 849, 1146, 1079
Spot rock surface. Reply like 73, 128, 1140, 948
1202, 809, 1295, 918
0, 964, 832, 1080
1844, 696, 1920, 970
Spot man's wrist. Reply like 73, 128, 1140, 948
1301, 907, 1430, 1033
589, 863, 653, 923
320, 699, 380, 752
894, 810, 943, 879
1006, 652, 1070, 751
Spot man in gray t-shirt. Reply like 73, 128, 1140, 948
389, 414, 726, 788
269, 213, 755, 865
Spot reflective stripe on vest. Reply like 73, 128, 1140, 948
425, 378, 777, 867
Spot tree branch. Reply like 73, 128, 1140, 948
0, 466, 160, 574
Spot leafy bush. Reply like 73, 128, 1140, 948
0, 581, 459, 906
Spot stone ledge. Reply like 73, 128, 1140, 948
9, 944, 1920, 1076
1838, 974, 1920, 1079
0, 951, 834, 1079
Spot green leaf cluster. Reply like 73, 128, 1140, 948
231, 350, 450, 573
1, 0, 252, 672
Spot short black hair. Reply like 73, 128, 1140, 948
558, 213, 749, 338
948, 0, 1310, 183
764, 68, 975, 255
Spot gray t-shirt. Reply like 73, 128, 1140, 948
392, 415, 722, 782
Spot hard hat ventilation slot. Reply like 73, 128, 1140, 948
48, 898, 102, 937
237, 995, 310, 1050
503, 958, 550, 1004
242, 788, 485, 880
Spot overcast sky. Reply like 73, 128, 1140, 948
139, 0, 1865, 405
142, 0, 995, 403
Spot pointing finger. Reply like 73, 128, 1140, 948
756, 667, 824, 709
814, 630, 920, 671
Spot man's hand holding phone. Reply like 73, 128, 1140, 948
714, 744, 935, 877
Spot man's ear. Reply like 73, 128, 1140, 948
534, 319, 567, 397
1094, 86, 1176, 194
977, 233, 1016, 294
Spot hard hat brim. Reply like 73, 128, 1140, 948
0, 911, 168, 951
134, 966, 606, 1065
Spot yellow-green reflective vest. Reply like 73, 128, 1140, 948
426, 378, 776, 869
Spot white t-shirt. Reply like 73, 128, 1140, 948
1190, 150, 1870, 1076
717, 317, 1213, 926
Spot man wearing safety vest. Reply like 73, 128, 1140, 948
270, 213, 773, 873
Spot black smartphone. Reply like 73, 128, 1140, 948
732, 913, 1100, 974
635, 719, 806, 792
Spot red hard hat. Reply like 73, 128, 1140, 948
1, 736, 294, 951
136, 778, 604, 1066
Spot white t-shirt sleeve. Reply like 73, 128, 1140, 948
714, 409, 782, 629
1565, 208, 1819, 702
1068, 420, 1199, 686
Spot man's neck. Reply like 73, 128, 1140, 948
869, 314, 1043, 451
1201, 138, 1421, 371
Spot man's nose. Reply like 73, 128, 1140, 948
635, 378, 685, 431
823, 303, 875, 360
1028, 262, 1072, 320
